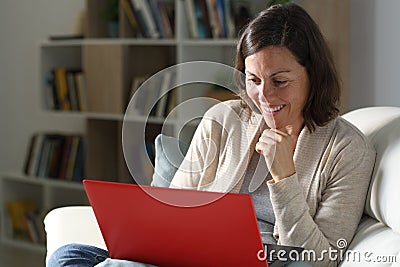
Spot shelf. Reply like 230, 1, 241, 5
42, 110, 179, 125
40, 38, 239, 48
2, 237, 46, 253
41, 38, 178, 47
1, 172, 84, 191
181, 39, 237, 46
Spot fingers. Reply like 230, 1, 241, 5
259, 128, 287, 144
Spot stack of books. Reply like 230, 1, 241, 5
45, 67, 87, 111
23, 133, 84, 182
5, 200, 45, 244
122, 0, 175, 38
185, 0, 251, 39
127, 70, 177, 118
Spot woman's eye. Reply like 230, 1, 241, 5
273, 80, 288, 87
246, 78, 258, 85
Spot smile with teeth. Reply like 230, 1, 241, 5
262, 104, 285, 114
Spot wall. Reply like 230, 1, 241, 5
0, 0, 85, 173
350, 0, 400, 110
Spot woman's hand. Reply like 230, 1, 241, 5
255, 127, 296, 182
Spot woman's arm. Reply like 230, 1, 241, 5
169, 114, 223, 190
268, 138, 375, 267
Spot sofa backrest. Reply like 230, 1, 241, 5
342, 106, 400, 234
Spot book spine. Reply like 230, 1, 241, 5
216, 0, 227, 37
185, 0, 199, 38
156, 71, 172, 117
54, 68, 71, 111
66, 70, 79, 111
72, 137, 85, 182
149, 0, 167, 38
135, 0, 160, 38
158, 1, 174, 38
65, 136, 81, 180
74, 72, 88, 112
122, 0, 143, 37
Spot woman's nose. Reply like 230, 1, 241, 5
258, 82, 275, 98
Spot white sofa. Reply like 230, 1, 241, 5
44, 106, 400, 266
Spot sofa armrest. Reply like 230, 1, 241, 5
44, 206, 106, 263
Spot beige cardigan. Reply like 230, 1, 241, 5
170, 100, 375, 267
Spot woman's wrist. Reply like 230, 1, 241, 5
269, 170, 296, 184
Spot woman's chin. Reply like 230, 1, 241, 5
262, 115, 277, 129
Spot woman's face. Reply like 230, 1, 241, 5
245, 46, 309, 132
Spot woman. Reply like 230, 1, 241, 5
48, 3, 375, 267
170, 3, 375, 266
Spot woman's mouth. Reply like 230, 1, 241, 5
261, 104, 285, 115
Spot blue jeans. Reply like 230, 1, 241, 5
48, 244, 109, 267
48, 243, 310, 267
47, 243, 156, 267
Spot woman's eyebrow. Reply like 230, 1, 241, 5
270, 70, 291, 77
245, 70, 256, 76
245, 69, 292, 77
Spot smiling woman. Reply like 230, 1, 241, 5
244, 46, 309, 135
48, 3, 374, 267
170, 3, 375, 267
235, 3, 340, 133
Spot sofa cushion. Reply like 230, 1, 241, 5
343, 107, 400, 234
340, 216, 400, 266
151, 134, 189, 187
367, 129, 400, 234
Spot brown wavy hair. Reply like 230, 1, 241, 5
234, 3, 340, 132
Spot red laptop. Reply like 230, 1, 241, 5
83, 179, 268, 267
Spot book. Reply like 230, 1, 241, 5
25, 211, 45, 244
145, 74, 163, 116
23, 133, 85, 180
122, 0, 142, 37
66, 70, 79, 111
150, 0, 168, 38
166, 87, 178, 117
139, 0, 160, 38
206, 0, 222, 38
130, 0, 160, 38
185, 0, 199, 38
65, 136, 81, 180
224, 0, 236, 38
58, 135, 74, 180
6, 200, 38, 242
193, 0, 213, 38
74, 72, 88, 111
216, 0, 227, 37
72, 137, 85, 182
156, 70, 173, 117
36, 136, 51, 177
157, 0, 175, 38
27, 134, 45, 176
129, 0, 150, 37
128, 75, 150, 115
47, 135, 65, 178
54, 67, 72, 111
23, 134, 37, 175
